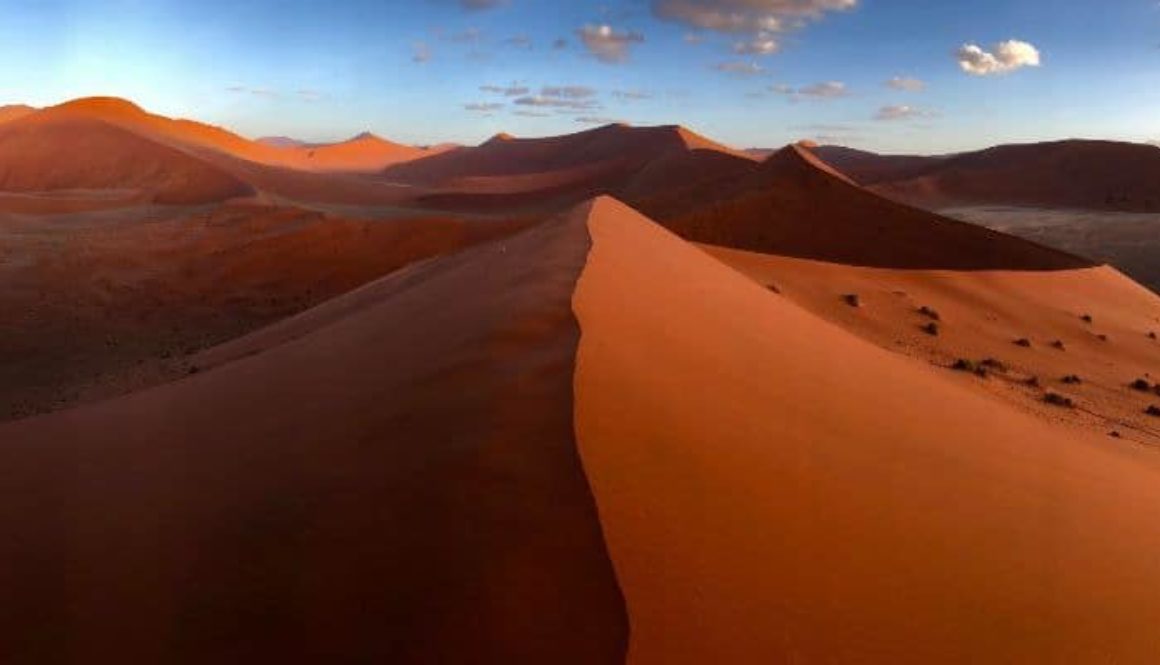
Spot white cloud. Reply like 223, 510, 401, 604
512, 110, 552, 117
653, 0, 856, 34
885, 76, 925, 91
956, 39, 1041, 76
732, 32, 780, 55
714, 60, 765, 75
874, 104, 937, 121
576, 24, 645, 63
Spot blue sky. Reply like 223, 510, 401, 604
1, 0, 1157, 153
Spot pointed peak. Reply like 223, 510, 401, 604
351, 131, 383, 142
762, 143, 857, 185
484, 132, 516, 145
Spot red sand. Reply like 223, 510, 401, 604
650, 144, 1094, 270
573, 196, 1160, 663
0, 206, 625, 663
0, 108, 252, 204
814, 140, 1160, 212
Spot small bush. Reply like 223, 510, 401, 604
766, 283, 781, 294
1014, 338, 1032, 348
918, 306, 941, 321
1149, 331, 1157, 340
922, 322, 940, 336
1131, 378, 1153, 392
842, 293, 861, 308
952, 358, 984, 376
1109, 431, 1123, 439
1061, 374, 1083, 385
1147, 405, 1160, 418
1081, 314, 1093, 324
1097, 334, 1109, 342
1025, 376, 1041, 388
1044, 392, 1075, 408
979, 358, 1008, 372
1051, 340, 1067, 351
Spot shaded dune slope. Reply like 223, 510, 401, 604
0, 108, 253, 205
0, 205, 627, 663
816, 140, 1160, 212
574, 196, 1160, 663
384, 124, 755, 212
649, 144, 1095, 270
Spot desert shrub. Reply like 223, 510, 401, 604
1147, 405, 1160, 418
1131, 378, 1153, 392
1025, 376, 1041, 388
979, 358, 1008, 372
1014, 338, 1032, 347
1044, 392, 1075, 408
1149, 331, 1157, 340
842, 293, 861, 308
918, 306, 941, 321
922, 322, 939, 336
1051, 340, 1066, 350
1081, 314, 1093, 324
1062, 374, 1083, 385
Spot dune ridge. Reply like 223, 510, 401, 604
573, 196, 1160, 663
0, 203, 627, 663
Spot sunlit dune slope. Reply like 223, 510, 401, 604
38, 97, 435, 174
0, 104, 253, 204
0, 204, 625, 663
574, 196, 1160, 663
703, 244, 1160, 444
648, 144, 1095, 270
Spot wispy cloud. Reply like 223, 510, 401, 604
465, 102, 505, 112
577, 24, 645, 63
956, 39, 1041, 76
613, 89, 653, 101
732, 33, 779, 55
504, 34, 533, 49
514, 95, 601, 110
541, 85, 597, 99
885, 76, 925, 91
713, 60, 764, 75
412, 41, 432, 63
481, 84, 530, 96
771, 80, 848, 99
575, 116, 622, 125
461, 0, 505, 10
653, 0, 856, 34
874, 104, 937, 121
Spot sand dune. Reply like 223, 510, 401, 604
573, 196, 1160, 663
647, 144, 1095, 270
0, 204, 529, 420
4, 195, 1160, 661
813, 140, 1160, 212
0, 204, 624, 663
0, 104, 253, 205
384, 123, 753, 188
0, 104, 35, 124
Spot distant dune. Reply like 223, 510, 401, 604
812, 140, 1160, 212
4, 196, 1160, 661
0, 103, 253, 204
647, 144, 1093, 270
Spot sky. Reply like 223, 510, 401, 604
1, 0, 1158, 153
